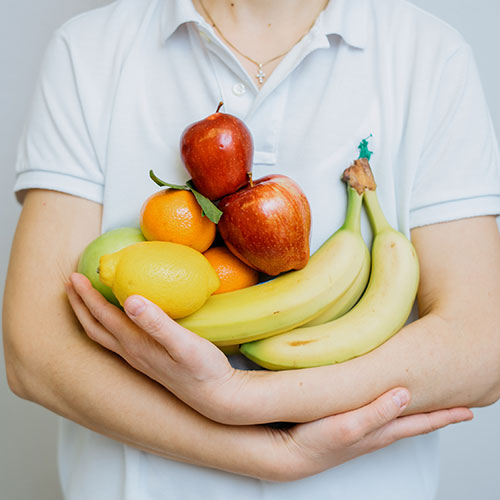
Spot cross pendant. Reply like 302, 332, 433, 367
256, 64, 266, 84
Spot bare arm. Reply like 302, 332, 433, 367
4, 189, 468, 481
245, 215, 500, 421
2, 189, 269, 474
66, 200, 499, 426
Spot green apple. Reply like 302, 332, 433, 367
77, 227, 146, 305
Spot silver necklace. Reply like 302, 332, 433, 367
198, 0, 327, 84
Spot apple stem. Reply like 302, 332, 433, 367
216, 101, 224, 113
247, 172, 254, 188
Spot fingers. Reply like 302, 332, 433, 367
373, 407, 473, 446
69, 273, 126, 333
69, 272, 218, 367
65, 279, 122, 353
123, 295, 214, 363
333, 388, 410, 446
279, 396, 473, 482
68, 273, 157, 357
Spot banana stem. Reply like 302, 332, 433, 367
341, 186, 363, 233
363, 189, 391, 235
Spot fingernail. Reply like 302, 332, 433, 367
125, 296, 146, 316
392, 389, 410, 409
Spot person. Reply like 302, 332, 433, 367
4, 0, 500, 498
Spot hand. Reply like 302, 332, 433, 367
267, 388, 472, 481
66, 272, 247, 423
67, 273, 474, 428
66, 272, 473, 481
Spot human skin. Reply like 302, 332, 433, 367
65, 215, 500, 426
43, 0, 500, 429
65, 0, 500, 428
190, 0, 332, 87
3, 189, 473, 481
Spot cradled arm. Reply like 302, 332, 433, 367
5, 189, 468, 482
68, 201, 497, 425
2, 189, 266, 473
241, 215, 500, 423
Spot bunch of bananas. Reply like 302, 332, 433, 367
178, 158, 420, 370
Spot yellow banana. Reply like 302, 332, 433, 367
178, 185, 369, 346
302, 244, 370, 327
240, 159, 420, 369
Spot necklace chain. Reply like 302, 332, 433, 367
197, 0, 328, 84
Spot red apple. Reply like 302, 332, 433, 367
218, 174, 311, 276
180, 102, 253, 201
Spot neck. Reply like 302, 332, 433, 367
193, 0, 329, 86
197, 0, 328, 30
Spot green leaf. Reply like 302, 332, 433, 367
357, 135, 374, 161
186, 180, 223, 224
149, 170, 187, 190
148, 170, 223, 224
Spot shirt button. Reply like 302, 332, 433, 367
232, 83, 246, 96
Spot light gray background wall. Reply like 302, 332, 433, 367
1, 1, 499, 499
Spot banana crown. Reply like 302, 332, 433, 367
239, 155, 420, 370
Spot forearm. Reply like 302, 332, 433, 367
241, 310, 499, 424
2, 190, 272, 479
5, 301, 276, 477
233, 217, 500, 424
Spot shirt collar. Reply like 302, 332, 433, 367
319, 0, 369, 49
160, 0, 202, 42
160, 0, 369, 49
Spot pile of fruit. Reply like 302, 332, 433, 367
78, 105, 420, 370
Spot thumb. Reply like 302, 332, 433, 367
346, 388, 410, 443
124, 295, 196, 358
124, 295, 229, 372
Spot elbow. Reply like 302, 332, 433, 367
470, 332, 500, 408
5, 349, 30, 399
474, 384, 500, 409
2, 319, 38, 402
5, 358, 29, 400
474, 368, 500, 408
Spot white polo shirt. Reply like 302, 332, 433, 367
14, 0, 500, 499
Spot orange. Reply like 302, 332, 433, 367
204, 246, 259, 294
140, 189, 216, 252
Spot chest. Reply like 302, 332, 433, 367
99, 27, 418, 251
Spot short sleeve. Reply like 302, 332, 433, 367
410, 43, 500, 228
14, 29, 104, 204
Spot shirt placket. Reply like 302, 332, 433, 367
195, 25, 257, 117
194, 22, 330, 172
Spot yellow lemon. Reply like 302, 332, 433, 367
99, 241, 220, 318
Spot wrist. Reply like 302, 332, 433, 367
192, 368, 258, 425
